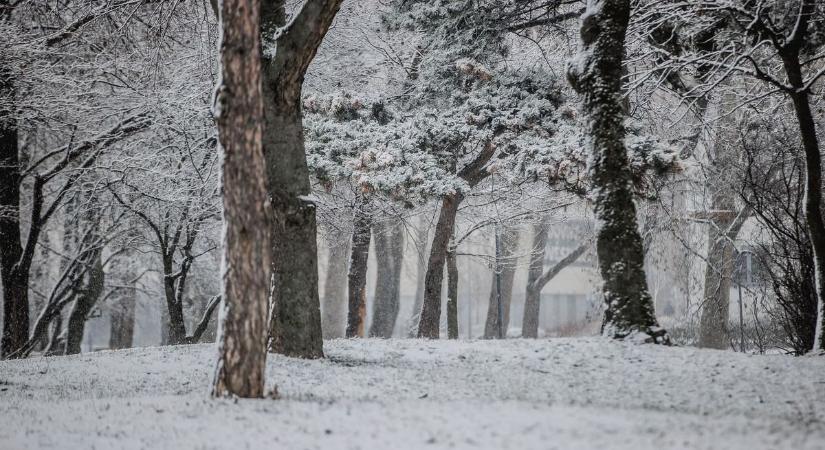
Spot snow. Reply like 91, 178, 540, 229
1, 338, 824, 449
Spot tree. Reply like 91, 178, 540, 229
636, 0, 825, 350
211, 0, 271, 398
369, 217, 405, 338
346, 193, 371, 337
567, 0, 669, 343
262, 0, 343, 359
321, 228, 349, 339
522, 218, 590, 338
483, 225, 520, 339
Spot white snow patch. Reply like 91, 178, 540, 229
1, 338, 824, 449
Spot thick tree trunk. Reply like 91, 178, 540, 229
211, 0, 271, 398
262, 0, 342, 359
0, 74, 27, 357
346, 198, 371, 338
110, 288, 136, 350
567, 0, 667, 343
64, 249, 104, 355
369, 218, 404, 338
484, 225, 519, 339
522, 219, 549, 338
446, 244, 458, 339
321, 235, 349, 339
418, 193, 463, 338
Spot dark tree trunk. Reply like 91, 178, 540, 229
110, 288, 136, 350
321, 235, 349, 339
567, 0, 667, 343
417, 142, 495, 339
484, 225, 519, 339
446, 244, 458, 339
64, 248, 104, 355
0, 68, 27, 357
417, 193, 463, 338
370, 218, 404, 338
162, 256, 188, 345
522, 219, 549, 338
211, 0, 271, 398
262, 0, 342, 359
346, 198, 371, 338
780, 53, 825, 351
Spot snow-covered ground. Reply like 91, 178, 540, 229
1, 338, 824, 449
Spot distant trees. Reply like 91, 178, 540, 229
211, 0, 270, 398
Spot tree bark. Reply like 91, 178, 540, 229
162, 255, 189, 345
446, 244, 458, 339
64, 247, 104, 355
211, 0, 271, 398
698, 200, 737, 349
522, 219, 549, 338
369, 218, 404, 338
406, 215, 428, 336
484, 225, 519, 339
321, 234, 349, 339
417, 193, 463, 338
567, 0, 668, 343
346, 197, 371, 338
786, 80, 825, 352
262, 0, 342, 359
0, 63, 27, 358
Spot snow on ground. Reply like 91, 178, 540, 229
1, 338, 824, 449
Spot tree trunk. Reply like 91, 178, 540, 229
321, 234, 349, 339
484, 225, 519, 339
346, 198, 371, 338
566, 0, 667, 343
446, 244, 458, 339
522, 219, 549, 338
262, 0, 342, 359
407, 215, 428, 336
211, 0, 271, 398
45, 313, 63, 355
698, 198, 737, 349
418, 193, 463, 338
370, 218, 404, 338
64, 248, 104, 355
162, 257, 188, 345
110, 287, 136, 350
778, 53, 825, 352
0, 69, 27, 357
